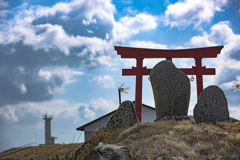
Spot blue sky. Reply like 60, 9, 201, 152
0, 0, 240, 152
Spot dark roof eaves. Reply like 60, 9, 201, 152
76, 109, 117, 131
132, 101, 155, 110
76, 101, 156, 131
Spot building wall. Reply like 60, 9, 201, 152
83, 106, 156, 141
142, 106, 156, 123
84, 113, 114, 132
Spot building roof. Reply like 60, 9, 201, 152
76, 101, 239, 131
76, 101, 155, 131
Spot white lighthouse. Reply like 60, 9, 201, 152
43, 114, 57, 145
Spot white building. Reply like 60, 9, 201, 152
76, 101, 239, 141
76, 102, 157, 141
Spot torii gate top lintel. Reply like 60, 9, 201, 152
114, 46, 223, 58
115, 45, 224, 122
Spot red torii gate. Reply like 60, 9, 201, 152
115, 45, 223, 122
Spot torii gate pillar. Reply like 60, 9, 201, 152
135, 58, 143, 117
195, 57, 203, 97
115, 46, 223, 122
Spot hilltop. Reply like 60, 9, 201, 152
1, 120, 240, 160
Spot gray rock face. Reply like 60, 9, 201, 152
150, 60, 190, 119
154, 115, 191, 122
156, 156, 186, 160
216, 155, 240, 160
193, 85, 230, 124
106, 100, 139, 128
83, 142, 131, 160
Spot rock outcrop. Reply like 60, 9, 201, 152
83, 142, 131, 160
156, 156, 186, 160
193, 85, 230, 124
154, 115, 191, 122
106, 100, 139, 128
150, 60, 190, 119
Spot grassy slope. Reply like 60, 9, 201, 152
1, 120, 240, 160
74, 120, 240, 160
0, 143, 81, 160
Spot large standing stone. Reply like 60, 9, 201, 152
150, 60, 190, 119
83, 142, 131, 160
106, 100, 139, 128
193, 85, 229, 124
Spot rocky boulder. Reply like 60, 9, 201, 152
154, 115, 191, 122
193, 85, 230, 124
106, 100, 139, 128
150, 60, 190, 119
83, 142, 131, 160
156, 156, 186, 160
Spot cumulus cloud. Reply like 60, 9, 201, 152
77, 97, 117, 119
126, 40, 168, 68
0, 0, 9, 8
113, 13, 158, 41
89, 75, 115, 89
0, 64, 84, 106
89, 97, 118, 112
187, 21, 240, 106
0, 98, 110, 125
128, 40, 167, 49
163, 0, 228, 28
0, 0, 9, 19
0, 0, 159, 107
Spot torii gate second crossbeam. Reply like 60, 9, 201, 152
115, 46, 223, 122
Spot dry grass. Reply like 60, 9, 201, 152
1, 120, 240, 160
0, 143, 81, 160
73, 120, 240, 160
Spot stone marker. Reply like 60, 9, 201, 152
83, 142, 131, 160
106, 100, 139, 128
156, 156, 186, 160
154, 115, 191, 122
150, 60, 190, 119
193, 85, 230, 124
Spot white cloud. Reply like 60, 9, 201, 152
19, 84, 27, 94
89, 97, 118, 112
0, 97, 118, 123
220, 81, 235, 90
110, 67, 119, 71
0, 0, 160, 106
129, 40, 167, 49
38, 66, 84, 94
188, 21, 240, 88
113, 13, 158, 41
189, 31, 217, 47
121, 40, 167, 68
90, 75, 115, 89
0, 99, 82, 124
0, 0, 9, 8
38, 70, 52, 81
79, 104, 96, 119
34, 0, 115, 25
163, 0, 227, 28
229, 106, 240, 120
0, 0, 9, 19
0, 105, 18, 122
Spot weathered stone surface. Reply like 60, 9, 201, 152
156, 156, 186, 160
193, 85, 230, 124
106, 100, 139, 128
150, 60, 190, 119
83, 142, 131, 160
216, 155, 240, 160
154, 115, 191, 122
